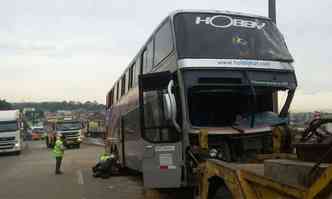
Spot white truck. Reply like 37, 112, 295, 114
0, 110, 23, 155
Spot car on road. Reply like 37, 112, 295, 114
30, 126, 45, 140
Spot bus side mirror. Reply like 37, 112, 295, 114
165, 80, 181, 132
163, 94, 172, 121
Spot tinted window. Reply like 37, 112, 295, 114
109, 89, 114, 107
134, 59, 140, 85
125, 71, 129, 92
128, 63, 134, 89
143, 40, 154, 74
121, 75, 126, 96
142, 91, 179, 143
174, 13, 293, 62
116, 82, 120, 101
154, 21, 173, 66
113, 85, 117, 104
106, 91, 110, 108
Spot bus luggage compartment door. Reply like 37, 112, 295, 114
139, 71, 182, 188
142, 142, 182, 188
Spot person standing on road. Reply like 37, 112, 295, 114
53, 134, 65, 175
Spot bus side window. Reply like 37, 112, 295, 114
116, 82, 119, 102
121, 75, 126, 96
134, 59, 140, 85
106, 92, 110, 108
143, 40, 154, 74
143, 91, 178, 143
109, 89, 114, 107
154, 20, 173, 66
128, 64, 134, 90
125, 71, 129, 94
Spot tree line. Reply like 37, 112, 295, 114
0, 99, 13, 110
14, 101, 105, 112
0, 100, 105, 112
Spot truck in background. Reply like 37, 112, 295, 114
0, 110, 23, 155
45, 117, 83, 149
55, 118, 83, 148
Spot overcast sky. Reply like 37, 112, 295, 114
0, 0, 331, 112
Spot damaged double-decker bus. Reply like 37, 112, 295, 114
105, 10, 297, 190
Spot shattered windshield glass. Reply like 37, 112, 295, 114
188, 86, 291, 127
234, 111, 289, 128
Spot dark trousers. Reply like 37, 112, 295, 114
55, 156, 63, 173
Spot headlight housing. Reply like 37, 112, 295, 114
15, 142, 20, 148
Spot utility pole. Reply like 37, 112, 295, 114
269, 0, 279, 113
269, 0, 276, 23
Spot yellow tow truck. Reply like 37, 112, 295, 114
197, 121, 332, 199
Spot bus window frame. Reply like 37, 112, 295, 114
138, 71, 180, 143
153, 20, 174, 68
121, 75, 126, 97
143, 39, 154, 74
128, 63, 134, 90
106, 92, 110, 108
109, 89, 114, 107
116, 81, 120, 102
125, 70, 129, 93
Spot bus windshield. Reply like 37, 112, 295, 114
188, 86, 288, 127
174, 13, 293, 62
0, 121, 18, 132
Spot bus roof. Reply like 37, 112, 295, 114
169, 9, 270, 20
107, 9, 272, 94
0, 110, 19, 122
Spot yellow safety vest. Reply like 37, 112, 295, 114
100, 154, 110, 161
53, 140, 64, 157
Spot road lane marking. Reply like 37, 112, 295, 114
77, 170, 84, 185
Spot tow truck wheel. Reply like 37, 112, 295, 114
208, 177, 233, 199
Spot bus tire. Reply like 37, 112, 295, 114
208, 177, 233, 199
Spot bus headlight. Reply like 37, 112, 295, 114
209, 148, 218, 158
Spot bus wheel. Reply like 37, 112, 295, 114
208, 177, 233, 199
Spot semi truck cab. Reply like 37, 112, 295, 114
0, 110, 23, 155
55, 120, 83, 148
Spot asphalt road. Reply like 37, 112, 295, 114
0, 141, 145, 199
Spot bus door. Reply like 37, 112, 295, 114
139, 71, 182, 188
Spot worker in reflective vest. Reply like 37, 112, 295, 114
100, 152, 110, 162
53, 134, 65, 175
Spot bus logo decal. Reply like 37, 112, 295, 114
195, 15, 266, 30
